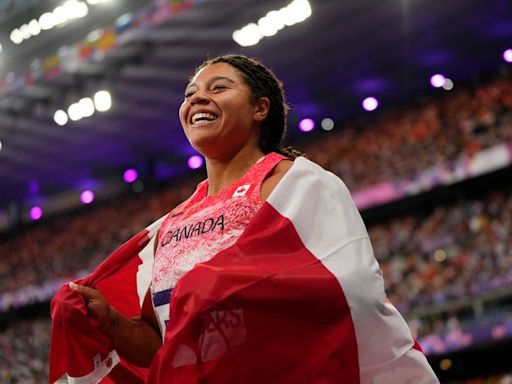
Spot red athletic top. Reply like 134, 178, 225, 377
152, 152, 286, 333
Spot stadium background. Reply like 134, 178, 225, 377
0, 0, 511, 382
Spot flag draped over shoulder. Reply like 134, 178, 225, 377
49, 217, 164, 384
149, 157, 438, 383
50, 157, 439, 384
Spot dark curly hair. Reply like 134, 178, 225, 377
195, 54, 302, 159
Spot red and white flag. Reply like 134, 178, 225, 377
49, 217, 163, 383
50, 157, 439, 383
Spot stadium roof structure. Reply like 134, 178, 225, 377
0, 0, 510, 222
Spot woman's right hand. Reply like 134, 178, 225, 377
68, 282, 162, 367
69, 281, 112, 321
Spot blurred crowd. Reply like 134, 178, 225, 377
456, 373, 512, 384
0, 319, 50, 383
1, 72, 511, 381
305, 73, 512, 191
0, 185, 194, 296
374, 189, 512, 312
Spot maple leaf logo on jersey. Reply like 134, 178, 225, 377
232, 184, 251, 197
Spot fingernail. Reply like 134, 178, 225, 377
69, 282, 78, 289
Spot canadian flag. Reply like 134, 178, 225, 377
50, 157, 439, 384
49, 217, 163, 383
232, 184, 251, 197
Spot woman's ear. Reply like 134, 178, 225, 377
253, 97, 270, 123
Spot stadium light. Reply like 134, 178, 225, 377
232, 24, 262, 47
504, 49, 512, 63
362, 97, 379, 112
233, 0, 312, 47
68, 102, 83, 121
187, 155, 204, 169
10, 29, 24, 44
0, 140, 3, 151
39, 13, 55, 30
19, 24, 31, 40
11, 0, 97, 45
78, 97, 95, 117
53, 6, 68, 25
299, 118, 315, 132
28, 19, 41, 36
94, 90, 112, 112
69, 1, 89, 18
430, 74, 446, 88
442, 78, 454, 91
258, 11, 283, 37
54, 109, 69, 126
80, 190, 95, 204
30, 206, 43, 221
321, 117, 335, 131
123, 169, 138, 183
439, 358, 452, 371
54, 90, 112, 125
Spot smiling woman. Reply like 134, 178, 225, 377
179, 62, 266, 163
53, 54, 439, 384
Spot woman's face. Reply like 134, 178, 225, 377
179, 62, 268, 159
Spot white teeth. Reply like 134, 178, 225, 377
192, 112, 217, 124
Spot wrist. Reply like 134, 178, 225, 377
97, 306, 119, 332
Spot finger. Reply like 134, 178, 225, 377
68, 282, 99, 299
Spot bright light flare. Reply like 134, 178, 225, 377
280, 0, 312, 26
30, 206, 43, 220
321, 117, 335, 131
258, 11, 284, 37
39, 12, 55, 30
53, 6, 68, 25
10, 29, 24, 44
443, 78, 454, 91
54, 109, 69, 126
299, 118, 315, 132
504, 49, 512, 63
362, 97, 379, 111
232, 23, 262, 47
19, 24, 31, 40
68, 103, 82, 121
430, 74, 446, 88
94, 90, 112, 112
187, 155, 204, 169
233, 0, 311, 47
28, 19, 41, 36
79, 97, 95, 117
80, 190, 95, 204
123, 169, 138, 183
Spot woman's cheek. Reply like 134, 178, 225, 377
178, 102, 189, 127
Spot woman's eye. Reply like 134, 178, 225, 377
184, 92, 194, 99
212, 85, 227, 91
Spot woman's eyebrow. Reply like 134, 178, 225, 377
187, 76, 235, 89
208, 76, 235, 84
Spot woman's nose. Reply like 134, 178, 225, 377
189, 89, 209, 105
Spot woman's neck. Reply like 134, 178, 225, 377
205, 147, 265, 196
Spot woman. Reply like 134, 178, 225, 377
62, 54, 439, 383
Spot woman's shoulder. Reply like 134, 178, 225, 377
260, 158, 294, 201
